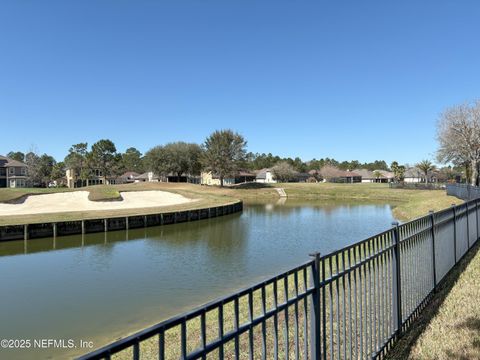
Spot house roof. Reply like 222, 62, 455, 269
353, 169, 376, 179
135, 172, 159, 180
353, 169, 394, 179
238, 170, 256, 177
207, 170, 256, 179
404, 167, 437, 178
377, 170, 394, 179
404, 167, 423, 178
120, 171, 140, 179
0, 155, 27, 167
255, 168, 271, 179
320, 166, 361, 178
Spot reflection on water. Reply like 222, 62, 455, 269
0, 200, 394, 359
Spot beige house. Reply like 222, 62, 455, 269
0, 155, 28, 188
66, 168, 121, 188
319, 166, 362, 183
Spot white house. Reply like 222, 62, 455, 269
255, 168, 277, 183
135, 172, 160, 183
404, 167, 424, 183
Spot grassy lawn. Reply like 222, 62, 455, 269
275, 182, 463, 221
0, 182, 462, 225
387, 241, 480, 360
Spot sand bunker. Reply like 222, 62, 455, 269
0, 191, 196, 216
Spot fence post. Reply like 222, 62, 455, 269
476, 200, 479, 243
429, 211, 437, 292
466, 203, 471, 249
309, 252, 321, 360
452, 204, 457, 264
391, 221, 403, 337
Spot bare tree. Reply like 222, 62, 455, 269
437, 101, 480, 185
272, 161, 297, 182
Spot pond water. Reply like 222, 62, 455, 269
0, 200, 395, 359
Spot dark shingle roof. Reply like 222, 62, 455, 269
0, 155, 27, 167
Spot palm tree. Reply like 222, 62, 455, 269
416, 160, 436, 183
373, 170, 382, 183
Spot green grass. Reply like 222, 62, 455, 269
87, 186, 122, 201
274, 183, 462, 221
386, 241, 480, 360
180, 182, 462, 221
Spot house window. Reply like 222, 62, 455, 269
21, 167, 26, 175
9, 167, 14, 175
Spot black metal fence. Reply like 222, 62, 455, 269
447, 183, 480, 201
78, 198, 479, 360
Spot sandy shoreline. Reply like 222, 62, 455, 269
0, 191, 196, 216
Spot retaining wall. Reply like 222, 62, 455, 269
0, 201, 243, 242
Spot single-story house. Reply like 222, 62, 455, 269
354, 169, 394, 183
294, 172, 311, 182
165, 173, 201, 184
377, 170, 395, 182
201, 170, 256, 186
404, 167, 425, 183
119, 171, 141, 184
135, 172, 160, 183
353, 169, 377, 183
133, 172, 200, 183
255, 168, 277, 183
319, 166, 362, 183
255, 168, 310, 183
404, 167, 439, 183
0, 155, 28, 188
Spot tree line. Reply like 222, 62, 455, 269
6, 126, 460, 187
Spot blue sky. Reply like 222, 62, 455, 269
1, 1, 479, 165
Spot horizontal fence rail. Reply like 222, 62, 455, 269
78, 195, 480, 360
